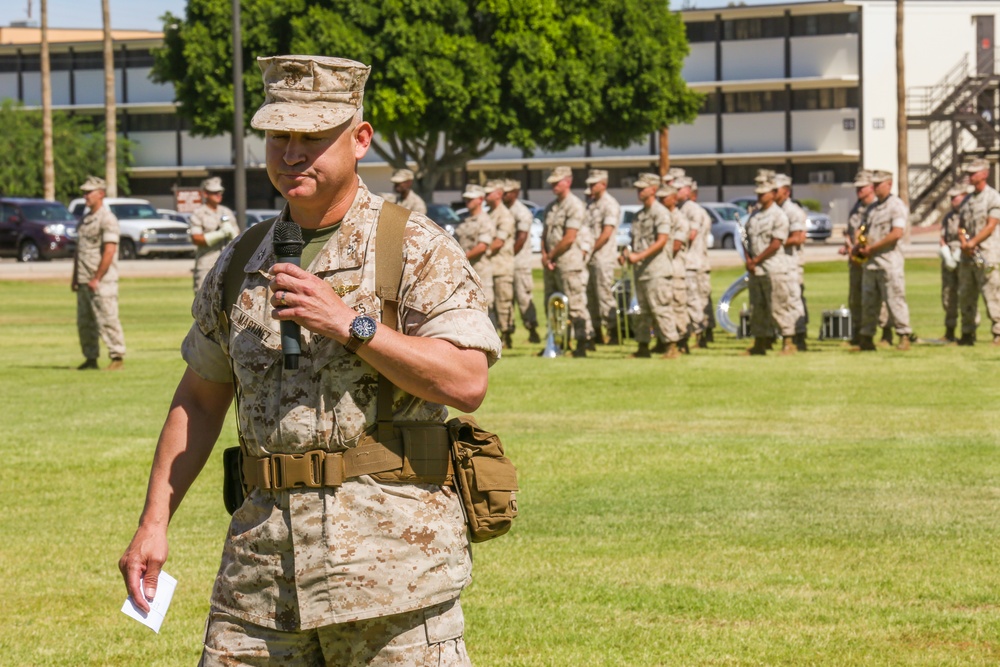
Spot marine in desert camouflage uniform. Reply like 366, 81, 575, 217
189, 176, 239, 294
389, 168, 427, 215
485, 180, 517, 348
503, 179, 541, 343
119, 55, 500, 667
583, 169, 621, 345
957, 158, 1000, 346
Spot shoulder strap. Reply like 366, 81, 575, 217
375, 202, 411, 444
223, 219, 275, 318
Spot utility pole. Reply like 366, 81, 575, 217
102, 0, 117, 197
658, 128, 670, 179
232, 0, 247, 228
41, 0, 54, 200
896, 0, 909, 206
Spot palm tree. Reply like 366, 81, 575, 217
102, 0, 117, 197
896, 0, 909, 206
41, 0, 54, 200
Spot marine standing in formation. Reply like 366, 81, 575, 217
389, 168, 427, 215
457, 184, 496, 319
660, 181, 691, 353
775, 174, 809, 351
676, 176, 713, 348
189, 176, 238, 294
940, 181, 971, 342
72, 176, 126, 371
541, 166, 592, 357
504, 179, 541, 343
956, 158, 1000, 346
486, 180, 517, 348
583, 169, 622, 346
119, 54, 499, 666
853, 169, 913, 351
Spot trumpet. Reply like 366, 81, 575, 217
541, 292, 570, 358
850, 223, 868, 264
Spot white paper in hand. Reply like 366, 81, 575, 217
120, 571, 177, 633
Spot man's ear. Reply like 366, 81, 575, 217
354, 122, 374, 160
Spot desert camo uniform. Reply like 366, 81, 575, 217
679, 197, 712, 338
186, 183, 501, 664
957, 183, 1000, 340
394, 189, 427, 215
190, 202, 238, 292
542, 191, 594, 343
745, 203, 794, 339
74, 201, 126, 362
941, 197, 966, 334
859, 192, 913, 339
489, 200, 517, 337
585, 189, 621, 341
509, 194, 539, 334
780, 198, 809, 336
457, 208, 496, 311
665, 202, 691, 342
631, 199, 679, 346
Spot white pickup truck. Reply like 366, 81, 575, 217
68, 197, 195, 260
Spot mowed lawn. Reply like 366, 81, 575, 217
1, 257, 999, 666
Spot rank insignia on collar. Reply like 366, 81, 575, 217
333, 284, 360, 297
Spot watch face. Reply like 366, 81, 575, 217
351, 315, 378, 341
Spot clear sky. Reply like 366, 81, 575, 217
1, 0, 815, 31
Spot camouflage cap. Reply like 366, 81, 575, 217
755, 180, 778, 194
79, 175, 107, 192
852, 170, 874, 187
585, 169, 609, 185
948, 181, 974, 197
633, 173, 661, 189
390, 168, 415, 183
484, 179, 506, 193
462, 184, 486, 200
755, 169, 776, 184
250, 55, 370, 133
964, 158, 991, 174
690, 180, 699, 191
546, 166, 574, 184
870, 169, 894, 183
774, 173, 792, 188
656, 183, 678, 198
667, 167, 686, 180
201, 176, 225, 193
502, 178, 522, 193
673, 176, 694, 190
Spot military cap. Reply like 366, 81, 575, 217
390, 168, 415, 183
774, 173, 792, 188
948, 182, 974, 197
502, 178, 522, 193
656, 183, 678, 198
690, 180, 699, 191
870, 170, 894, 184
964, 158, 991, 174
755, 169, 776, 184
250, 55, 370, 133
79, 175, 107, 192
633, 173, 662, 189
585, 169, 609, 185
852, 170, 874, 187
755, 180, 778, 194
667, 167, 686, 180
201, 176, 225, 193
462, 184, 486, 200
673, 176, 694, 189
484, 179, 506, 192
546, 166, 573, 184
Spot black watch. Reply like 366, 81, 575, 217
345, 314, 378, 353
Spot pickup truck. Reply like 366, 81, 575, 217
69, 197, 195, 259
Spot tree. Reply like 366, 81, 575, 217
103, 0, 118, 197
0, 100, 132, 203
153, 0, 701, 198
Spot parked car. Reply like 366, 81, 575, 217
245, 209, 282, 228
426, 203, 463, 239
0, 198, 77, 262
700, 202, 744, 249
157, 208, 191, 224
69, 197, 195, 260
728, 196, 832, 242
618, 204, 641, 250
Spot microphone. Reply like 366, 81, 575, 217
273, 219, 304, 370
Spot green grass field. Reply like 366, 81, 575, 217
1, 258, 999, 666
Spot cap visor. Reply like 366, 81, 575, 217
251, 103, 356, 133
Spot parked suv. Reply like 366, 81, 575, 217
0, 198, 77, 262
69, 197, 194, 260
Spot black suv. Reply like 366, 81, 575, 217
0, 198, 78, 262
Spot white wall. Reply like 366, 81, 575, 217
722, 38, 784, 80
74, 70, 104, 105
129, 131, 176, 167
722, 112, 784, 153
0, 73, 16, 102
181, 133, 230, 167
682, 42, 716, 82
791, 109, 860, 152
126, 67, 173, 104
790, 34, 859, 78
670, 114, 717, 154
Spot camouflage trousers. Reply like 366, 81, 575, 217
76, 282, 126, 360
685, 270, 711, 335
514, 266, 538, 329
200, 598, 470, 667
493, 274, 515, 333
860, 265, 911, 336
749, 272, 797, 338
544, 267, 593, 341
849, 261, 890, 335
941, 262, 960, 328
586, 260, 617, 336
634, 275, 687, 344
958, 261, 1000, 336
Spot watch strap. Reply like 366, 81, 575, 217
344, 334, 364, 354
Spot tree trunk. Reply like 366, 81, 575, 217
896, 0, 909, 207
658, 128, 670, 179
102, 0, 117, 197
41, 0, 54, 201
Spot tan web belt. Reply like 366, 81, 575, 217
242, 425, 454, 491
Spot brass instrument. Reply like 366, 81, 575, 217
850, 222, 868, 264
541, 292, 570, 358
960, 227, 995, 274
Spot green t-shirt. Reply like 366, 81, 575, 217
300, 224, 340, 269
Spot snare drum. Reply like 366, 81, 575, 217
819, 308, 852, 340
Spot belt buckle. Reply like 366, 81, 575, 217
270, 451, 325, 490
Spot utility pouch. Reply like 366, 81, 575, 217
447, 415, 519, 543
222, 446, 245, 515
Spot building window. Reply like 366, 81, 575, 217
723, 90, 788, 114
700, 92, 720, 114
722, 17, 785, 41
791, 162, 860, 184
790, 12, 859, 37
49, 52, 74, 72
113, 49, 155, 68
126, 113, 188, 132
72, 50, 105, 70
791, 88, 859, 111
685, 21, 718, 43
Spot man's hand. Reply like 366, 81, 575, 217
87, 277, 100, 292
269, 262, 356, 343
745, 257, 756, 272
71, 281, 78, 292
119, 524, 169, 614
